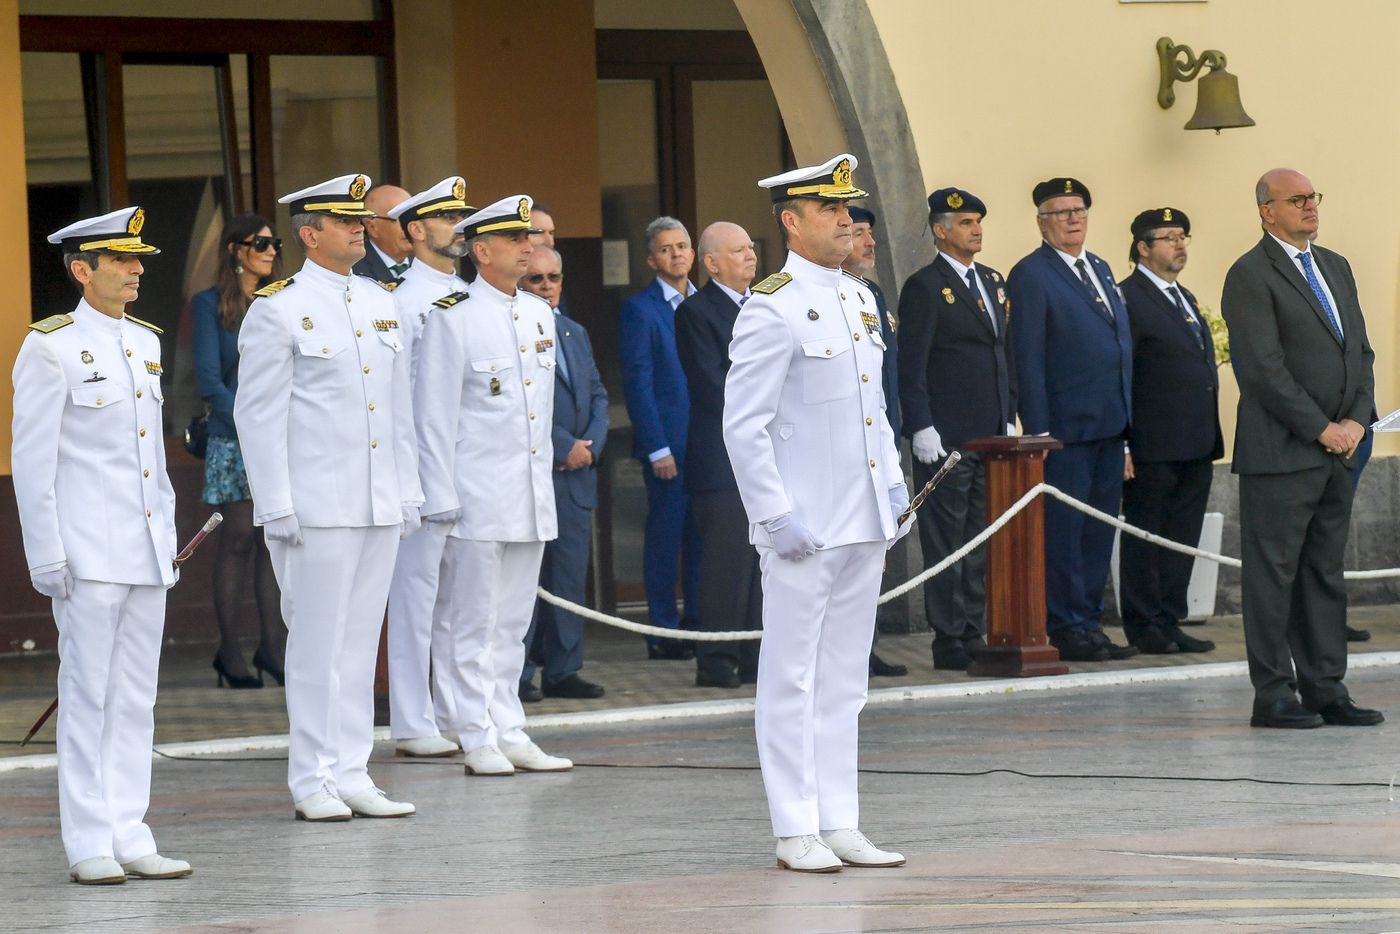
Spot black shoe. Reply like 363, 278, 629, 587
542, 674, 605, 699
1129, 628, 1179, 655
696, 665, 741, 688
1315, 698, 1384, 726
1165, 625, 1215, 653
1049, 629, 1109, 662
1250, 697, 1324, 729
252, 646, 286, 686
518, 681, 543, 703
213, 655, 263, 689
1088, 628, 1140, 660
1346, 626, 1372, 643
869, 652, 908, 677
647, 640, 695, 661
932, 641, 973, 671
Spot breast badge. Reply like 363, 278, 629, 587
302, 317, 314, 331
807, 309, 819, 321
489, 377, 502, 396
82, 371, 105, 383
535, 339, 554, 353
81, 350, 93, 364
145, 360, 162, 375
942, 288, 955, 305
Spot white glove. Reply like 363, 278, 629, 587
1005, 422, 1019, 437
263, 514, 303, 546
423, 508, 462, 525
761, 513, 823, 561
887, 484, 913, 547
32, 566, 74, 600
400, 503, 422, 540
912, 426, 947, 465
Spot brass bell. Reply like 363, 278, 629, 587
1184, 67, 1256, 133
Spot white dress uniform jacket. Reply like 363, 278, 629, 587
723, 251, 903, 547
415, 278, 558, 542
13, 301, 176, 584
235, 258, 423, 526
392, 260, 467, 386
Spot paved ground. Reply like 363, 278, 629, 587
3, 649, 1400, 931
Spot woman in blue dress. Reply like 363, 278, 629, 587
191, 214, 286, 688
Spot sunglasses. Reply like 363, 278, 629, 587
239, 236, 282, 253
525, 273, 563, 284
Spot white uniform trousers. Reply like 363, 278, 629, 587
441, 538, 546, 752
386, 522, 458, 739
268, 525, 398, 801
754, 541, 884, 838
53, 580, 166, 865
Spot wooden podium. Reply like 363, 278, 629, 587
959, 436, 1068, 678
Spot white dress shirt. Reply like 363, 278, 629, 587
1268, 232, 1342, 338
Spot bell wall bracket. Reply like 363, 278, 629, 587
1156, 36, 1227, 109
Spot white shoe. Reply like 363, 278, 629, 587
69, 856, 126, 885
821, 828, 905, 867
463, 744, 515, 776
395, 736, 460, 758
121, 854, 193, 879
294, 782, 352, 821
342, 786, 416, 818
501, 740, 573, 772
775, 835, 843, 873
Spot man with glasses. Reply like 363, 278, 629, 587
382, 177, 473, 758
1223, 169, 1381, 729
1007, 178, 1137, 663
1118, 208, 1220, 657
354, 184, 413, 283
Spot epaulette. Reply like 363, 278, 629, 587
752, 272, 792, 295
433, 290, 470, 309
125, 314, 164, 334
840, 269, 868, 285
253, 277, 293, 297
28, 314, 73, 334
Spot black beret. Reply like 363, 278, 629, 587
848, 205, 876, 225
1032, 177, 1092, 209
927, 187, 986, 217
1130, 207, 1190, 240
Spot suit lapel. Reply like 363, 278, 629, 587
1262, 237, 1342, 347
1132, 269, 1201, 350
555, 321, 575, 390
935, 254, 995, 338
976, 266, 1009, 338
1040, 244, 1114, 328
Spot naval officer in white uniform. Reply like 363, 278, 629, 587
723, 154, 912, 873
415, 195, 572, 775
12, 207, 192, 884
235, 174, 424, 821
383, 176, 474, 758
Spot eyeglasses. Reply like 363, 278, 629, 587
239, 236, 282, 253
1145, 234, 1192, 246
1265, 192, 1323, 209
525, 272, 563, 284
1038, 206, 1089, 221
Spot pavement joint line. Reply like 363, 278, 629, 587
4, 651, 1400, 775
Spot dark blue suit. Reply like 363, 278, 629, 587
1008, 242, 1132, 633
523, 313, 609, 686
190, 287, 241, 440
619, 279, 702, 642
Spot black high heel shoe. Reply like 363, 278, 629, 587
252, 647, 286, 687
213, 655, 263, 689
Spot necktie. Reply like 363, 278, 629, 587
1296, 252, 1344, 342
738, 294, 749, 306
1075, 258, 1113, 321
389, 261, 409, 278
1169, 286, 1204, 349
967, 268, 995, 334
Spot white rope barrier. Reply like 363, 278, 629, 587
537, 482, 1400, 641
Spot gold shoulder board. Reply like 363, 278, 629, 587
253, 277, 294, 298
125, 314, 164, 334
28, 313, 74, 334
432, 290, 470, 309
752, 272, 793, 295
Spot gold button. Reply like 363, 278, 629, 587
368, 403, 376, 411
146, 510, 152, 518
322, 346, 330, 354
363, 366, 370, 374
525, 378, 532, 386
96, 399, 103, 406
143, 469, 150, 477
531, 447, 537, 455
139, 428, 146, 436
861, 374, 870, 382
869, 459, 876, 468
520, 345, 527, 353
371, 439, 379, 449
825, 349, 832, 356
356, 329, 363, 337
866, 417, 873, 426
529, 413, 536, 420
853, 333, 861, 341
346, 294, 353, 303
490, 365, 497, 372
125, 349, 132, 357
136, 389, 143, 398
841, 292, 848, 300
513, 313, 519, 320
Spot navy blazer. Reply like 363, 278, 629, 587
551, 313, 609, 509
1120, 268, 1223, 464
868, 280, 902, 441
897, 254, 1016, 448
619, 279, 691, 463
190, 286, 241, 440
1007, 242, 1132, 443
676, 279, 743, 494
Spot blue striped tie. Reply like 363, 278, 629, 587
1297, 252, 1343, 342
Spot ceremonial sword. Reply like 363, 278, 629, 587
898, 450, 961, 526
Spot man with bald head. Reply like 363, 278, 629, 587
1222, 168, 1381, 729
676, 221, 763, 687
354, 184, 413, 283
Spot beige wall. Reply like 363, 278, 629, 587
0, 0, 30, 476
868, 0, 1400, 457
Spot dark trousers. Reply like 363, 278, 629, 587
691, 489, 762, 679
914, 451, 987, 646
1119, 457, 1213, 640
522, 495, 592, 686
641, 464, 703, 645
1043, 438, 1124, 633
1239, 461, 1352, 708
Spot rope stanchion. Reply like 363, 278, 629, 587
537, 482, 1400, 641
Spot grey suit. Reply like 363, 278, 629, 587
1221, 234, 1374, 708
